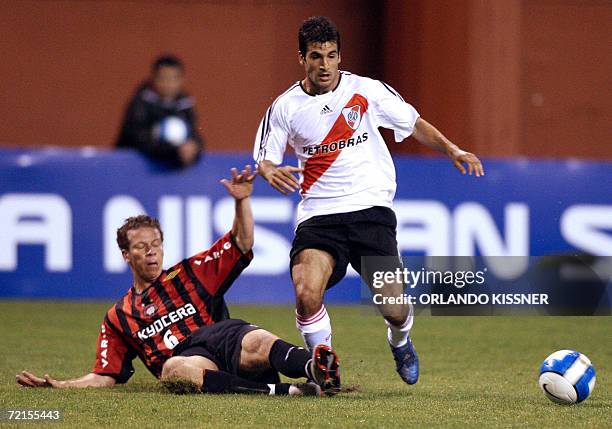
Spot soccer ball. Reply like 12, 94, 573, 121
538, 349, 596, 404
154, 116, 188, 146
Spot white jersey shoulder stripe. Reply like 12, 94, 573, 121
261, 83, 299, 136
380, 81, 405, 102
256, 83, 299, 162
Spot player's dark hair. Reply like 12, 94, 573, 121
298, 16, 341, 57
152, 55, 184, 73
117, 215, 164, 251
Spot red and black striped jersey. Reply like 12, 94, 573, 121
91, 232, 252, 382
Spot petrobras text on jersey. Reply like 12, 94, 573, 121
303, 132, 368, 156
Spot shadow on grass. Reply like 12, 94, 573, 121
115, 382, 364, 397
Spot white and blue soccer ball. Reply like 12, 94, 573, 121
538, 349, 596, 404
154, 116, 188, 146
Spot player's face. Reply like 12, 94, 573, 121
299, 41, 341, 95
153, 66, 184, 100
123, 227, 164, 284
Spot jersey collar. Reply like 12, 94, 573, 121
299, 71, 343, 97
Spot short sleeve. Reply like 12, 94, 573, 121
187, 232, 253, 296
92, 318, 136, 384
253, 102, 290, 165
373, 81, 420, 142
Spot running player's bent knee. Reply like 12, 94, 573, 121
384, 307, 409, 327
295, 285, 323, 316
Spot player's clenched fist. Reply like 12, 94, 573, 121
257, 160, 303, 195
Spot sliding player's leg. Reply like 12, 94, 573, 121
163, 320, 339, 396
163, 320, 302, 395
240, 329, 340, 395
161, 355, 296, 395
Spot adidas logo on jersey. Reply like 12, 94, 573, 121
320, 105, 333, 115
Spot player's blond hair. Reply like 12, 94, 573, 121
116, 215, 164, 250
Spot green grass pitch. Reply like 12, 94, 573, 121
0, 301, 610, 428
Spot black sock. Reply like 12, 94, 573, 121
202, 370, 268, 394
274, 383, 290, 395
201, 369, 292, 395
268, 339, 312, 379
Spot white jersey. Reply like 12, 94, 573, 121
254, 71, 420, 225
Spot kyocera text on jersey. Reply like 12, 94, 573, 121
137, 303, 197, 340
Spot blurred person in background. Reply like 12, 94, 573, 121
116, 55, 204, 168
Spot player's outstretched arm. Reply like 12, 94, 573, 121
16, 370, 115, 389
257, 160, 303, 195
220, 165, 257, 253
412, 117, 485, 177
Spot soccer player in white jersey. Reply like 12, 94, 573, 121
253, 16, 484, 385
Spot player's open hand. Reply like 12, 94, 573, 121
450, 150, 485, 177
16, 370, 64, 388
220, 165, 257, 200
258, 161, 303, 195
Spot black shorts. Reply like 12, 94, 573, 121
290, 206, 401, 289
174, 319, 261, 377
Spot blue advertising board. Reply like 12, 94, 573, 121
1, 148, 611, 303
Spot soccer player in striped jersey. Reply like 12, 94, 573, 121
254, 16, 484, 385
16, 166, 340, 396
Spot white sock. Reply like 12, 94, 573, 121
295, 305, 332, 350
267, 384, 275, 396
386, 303, 414, 347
